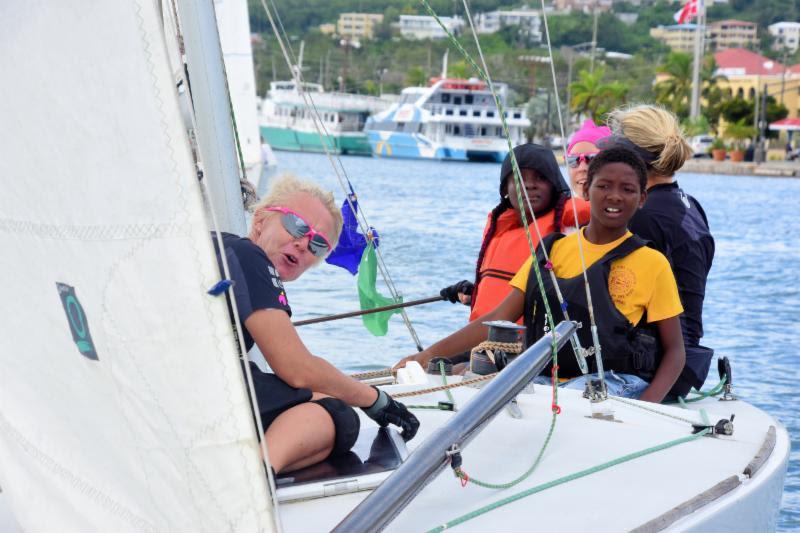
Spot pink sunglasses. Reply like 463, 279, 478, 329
265, 206, 333, 257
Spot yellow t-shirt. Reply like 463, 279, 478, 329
510, 229, 683, 326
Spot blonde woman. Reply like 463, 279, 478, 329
603, 104, 715, 399
213, 174, 419, 473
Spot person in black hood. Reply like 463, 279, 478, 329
418, 145, 590, 368
439, 144, 590, 321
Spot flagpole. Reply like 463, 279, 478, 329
689, 0, 705, 119
292, 295, 445, 327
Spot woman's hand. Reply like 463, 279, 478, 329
392, 350, 434, 373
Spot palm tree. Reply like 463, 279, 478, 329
654, 52, 693, 118
569, 67, 627, 122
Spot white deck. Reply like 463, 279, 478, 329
280, 379, 788, 532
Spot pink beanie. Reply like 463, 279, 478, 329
567, 119, 612, 154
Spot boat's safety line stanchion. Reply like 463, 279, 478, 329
428, 426, 713, 533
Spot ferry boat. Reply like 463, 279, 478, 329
364, 77, 530, 162
259, 80, 390, 156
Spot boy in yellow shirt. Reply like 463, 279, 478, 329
396, 146, 686, 403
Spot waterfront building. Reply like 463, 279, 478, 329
714, 48, 800, 120
398, 15, 464, 40
337, 13, 384, 41
768, 22, 800, 53
553, 0, 613, 13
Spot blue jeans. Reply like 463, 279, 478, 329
533, 371, 649, 399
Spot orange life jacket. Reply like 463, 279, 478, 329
469, 198, 591, 322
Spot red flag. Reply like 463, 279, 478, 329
674, 0, 698, 24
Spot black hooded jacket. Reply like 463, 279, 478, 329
499, 143, 570, 213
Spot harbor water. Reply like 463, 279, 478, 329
271, 151, 799, 531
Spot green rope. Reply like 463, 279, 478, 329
428, 427, 712, 532
681, 376, 727, 403
453, 411, 558, 489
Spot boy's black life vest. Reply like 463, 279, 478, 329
523, 233, 661, 381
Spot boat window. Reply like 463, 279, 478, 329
465, 94, 474, 104
480, 127, 487, 136
454, 96, 462, 105
487, 111, 495, 117
473, 110, 481, 117
496, 127, 502, 136
397, 122, 405, 131
445, 109, 453, 116
453, 125, 461, 135
513, 112, 521, 119
459, 109, 467, 116
441, 93, 451, 103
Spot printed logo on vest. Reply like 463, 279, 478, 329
56, 283, 98, 360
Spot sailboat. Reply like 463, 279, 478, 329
0, 2, 789, 532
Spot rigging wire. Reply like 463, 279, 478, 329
163, 2, 283, 529
256, 0, 424, 350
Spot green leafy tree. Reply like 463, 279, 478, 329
569, 67, 628, 122
654, 52, 693, 118
405, 66, 427, 87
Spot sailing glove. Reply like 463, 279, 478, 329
440, 280, 474, 304
362, 387, 420, 441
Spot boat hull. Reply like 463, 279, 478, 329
260, 125, 371, 156
367, 130, 507, 162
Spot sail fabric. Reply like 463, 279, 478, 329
215, 0, 263, 186
0, 2, 274, 531
357, 242, 402, 336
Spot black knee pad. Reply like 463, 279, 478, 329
312, 398, 360, 455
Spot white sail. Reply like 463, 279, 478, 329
215, 0, 264, 185
0, 2, 273, 531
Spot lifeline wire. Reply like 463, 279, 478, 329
257, 0, 424, 350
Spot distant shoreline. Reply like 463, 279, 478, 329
679, 159, 800, 178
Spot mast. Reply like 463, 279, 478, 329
689, 0, 705, 119
177, 0, 248, 235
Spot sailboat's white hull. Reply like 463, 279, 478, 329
278, 379, 788, 532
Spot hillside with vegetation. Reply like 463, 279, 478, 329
249, 0, 797, 136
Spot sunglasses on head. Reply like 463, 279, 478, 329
265, 206, 332, 258
566, 152, 599, 168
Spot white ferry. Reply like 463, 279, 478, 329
364, 77, 530, 162
259, 80, 390, 156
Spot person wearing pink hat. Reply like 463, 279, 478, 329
566, 119, 612, 196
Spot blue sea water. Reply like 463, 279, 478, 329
272, 151, 800, 531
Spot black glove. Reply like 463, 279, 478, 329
362, 388, 420, 441
439, 280, 474, 304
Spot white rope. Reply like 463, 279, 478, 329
164, 3, 283, 529
257, 0, 424, 350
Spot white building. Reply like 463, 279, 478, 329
475, 8, 543, 42
769, 21, 800, 53
398, 15, 464, 40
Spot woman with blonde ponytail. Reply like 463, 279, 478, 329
602, 104, 715, 400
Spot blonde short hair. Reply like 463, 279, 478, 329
607, 104, 693, 177
249, 173, 343, 253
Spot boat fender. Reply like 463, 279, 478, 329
396, 361, 428, 385
692, 414, 735, 436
